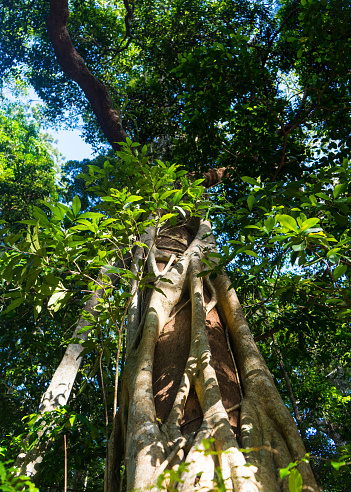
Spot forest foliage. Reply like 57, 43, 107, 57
0, 0, 351, 490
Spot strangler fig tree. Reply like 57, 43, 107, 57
2, 0, 350, 489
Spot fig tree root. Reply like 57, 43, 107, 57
109, 219, 318, 492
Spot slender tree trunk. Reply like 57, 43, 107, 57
108, 219, 318, 492
15, 266, 118, 477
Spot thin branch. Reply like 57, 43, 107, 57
64, 434, 68, 492
225, 329, 243, 400
260, 8, 299, 68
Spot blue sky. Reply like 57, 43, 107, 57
51, 127, 95, 162
3, 84, 95, 162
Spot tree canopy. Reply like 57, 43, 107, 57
0, 0, 351, 490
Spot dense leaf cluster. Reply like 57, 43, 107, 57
0, 0, 350, 490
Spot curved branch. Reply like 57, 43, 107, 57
47, 0, 128, 150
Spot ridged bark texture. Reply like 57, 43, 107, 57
110, 219, 318, 492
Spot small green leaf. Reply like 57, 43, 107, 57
173, 190, 183, 205
80, 212, 105, 219
247, 195, 255, 211
0, 462, 5, 482
316, 192, 331, 201
329, 253, 340, 264
48, 289, 66, 308
333, 183, 346, 199
126, 195, 143, 204
327, 248, 341, 258
333, 264, 347, 280
244, 250, 258, 257
104, 346, 111, 366
160, 189, 177, 200
279, 467, 291, 480
77, 325, 94, 334
300, 218, 320, 231
331, 460, 346, 471
264, 217, 275, 233
241, 176, 260, 186
72, 195, 81, 216
278, 215, 298, 233
158, 213, 177, 224
51, 205, 65, 221
3, 297, 25, 314
288, 468, 303, 492
292, 241, 306, 251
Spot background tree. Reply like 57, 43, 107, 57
0, 88, 59, 228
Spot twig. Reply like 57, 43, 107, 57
165, 299, 191, 324
225, 329, 244, 400
151, 436, 190, 484
64, 434, 67, 492
226, 402, 241, 413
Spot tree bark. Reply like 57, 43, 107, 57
42, 3, 318, 490
15, 266, 118, 477
107, 219, 318, 492
47, 0, 128, 150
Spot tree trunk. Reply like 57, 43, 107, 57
108, 218, 318, 492
41, 3, 318, 489
15, 266, 118, 477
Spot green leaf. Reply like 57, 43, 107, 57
309, 195, 317, 206
104, 346, 111, 366
48, 289, 67, 308
333, 183, 347, 199
327, 248, 341, 258
50, 205, 65, 221
278, 215, 298, 233
158, 213, 177, 224
202, 258, 212, 268
333, 264, 347, 280
77, 380, 88, 396
279, 467, 291, 480
173, 190, 183, 205
72, 195, 81, 216
82, 311, 96, 323
77, 325, 94, 334
3, 297, 25, 314
300, 218, 320, 232
146, 284, 166, 296
79, 212, 105, 219
160, 189, 177, 200
125, 195, 143, 204
329, 253, 340, 264
315, 192, 331, 201
207, 252, 223, 258
0, 461, 5, 482
247, 195, 255, 211
33, 206, 49, 225
331, 460, 346, 471
241, 176, 260, 186
292, 241, 306, 251
244, 250, 258, 257
264, 217, 275, 233
288, 468, 303, 492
